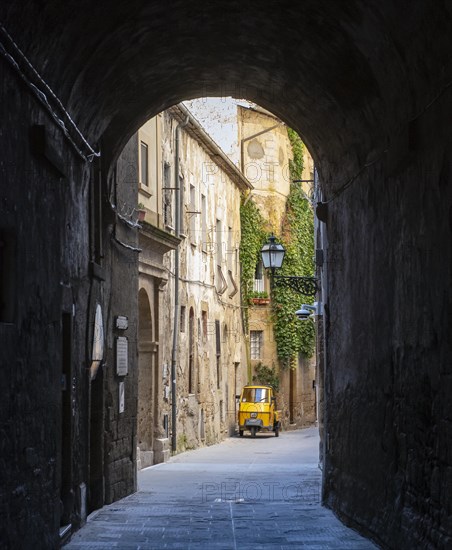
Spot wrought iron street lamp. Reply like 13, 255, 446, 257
260, 234, 285, 271
260, 235, 319, 297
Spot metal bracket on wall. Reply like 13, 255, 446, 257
273, 275, 319, 297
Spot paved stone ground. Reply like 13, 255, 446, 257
66, 428, 378, 549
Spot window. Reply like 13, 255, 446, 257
180, 305, 186, 332
215, 320, 221, 389
223, 324, 228, 344
227, 226, 233, 270
253, 261, 264, 292
201, 194, 207, 251
241, 386, 269, 403
216, 219, 222, 266
250, 330, 263, 360
202, 310, 208, 340
163, 163, 173, 228
140, 141, 149, 186
189, 184, 196, 240
179, 176, 185, 235
215, 320, 221, 357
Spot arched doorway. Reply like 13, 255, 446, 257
137, 288, 157, 469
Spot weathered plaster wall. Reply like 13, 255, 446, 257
279, 356, 317, 429
158, 111, 248, 452
241, 106, 317, 429
239, 105, 292, 228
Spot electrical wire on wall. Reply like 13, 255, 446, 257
0, 22, 100, 162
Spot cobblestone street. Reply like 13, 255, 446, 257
66, 428, 377, 549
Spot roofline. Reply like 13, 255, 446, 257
167, 103, 253, 192
237, 103, 285, 125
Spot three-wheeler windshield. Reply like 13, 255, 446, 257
241, 387, 270, 403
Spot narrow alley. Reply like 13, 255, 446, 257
65, 429, 376, 549
2, 3, 452, 548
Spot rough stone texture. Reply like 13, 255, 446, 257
1, 1, 452, 548
103, 135, 139, 507
0, 57, 92, 548
323, 87, 452, 548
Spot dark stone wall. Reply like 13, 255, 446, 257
0, 58, 92, 547
1, 1, 452, 548
323, 89, 452, 549
0, 39, 139, 549
104, 134, 139, 505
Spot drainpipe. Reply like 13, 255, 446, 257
171, 115, 189, 453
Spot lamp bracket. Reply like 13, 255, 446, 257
273, 275, 319, 297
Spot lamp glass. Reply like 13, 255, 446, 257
261, 235, 285, 270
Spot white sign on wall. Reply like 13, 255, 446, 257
90, 304, 104, 380
119, 382, 125, 413
116, 337, 128, 376
115, 315, 129, 330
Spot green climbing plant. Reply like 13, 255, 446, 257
271, 129, 315, 366
252, 363, 280, 392
239, 197, 267, 331
239, 129, 315, 370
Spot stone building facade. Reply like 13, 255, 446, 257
238, 104, 317, 429
187, 99, 318, 429
118, 104, 251, 469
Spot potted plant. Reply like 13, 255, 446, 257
249, 290, 270, 305
137, 202, 146, 222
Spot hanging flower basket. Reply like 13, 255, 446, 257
137, 209, 146, 222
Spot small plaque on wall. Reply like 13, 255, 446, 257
115, 315, 128, 330
116, 337, 128, 376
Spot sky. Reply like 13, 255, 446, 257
183, 97, 255, 166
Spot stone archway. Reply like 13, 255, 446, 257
1, 2, 452, 547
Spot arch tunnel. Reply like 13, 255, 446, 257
0, 1, 452, 547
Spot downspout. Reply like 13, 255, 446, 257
171, 115, 189, 454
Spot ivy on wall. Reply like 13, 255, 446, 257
271, 129, 315, 366
239, 197, 267, 332
252, 363, 280, 392
239, 128, 315, 370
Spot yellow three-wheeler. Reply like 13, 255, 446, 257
237, 385, 281, 438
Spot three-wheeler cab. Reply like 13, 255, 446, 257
237, 385, 281, 438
